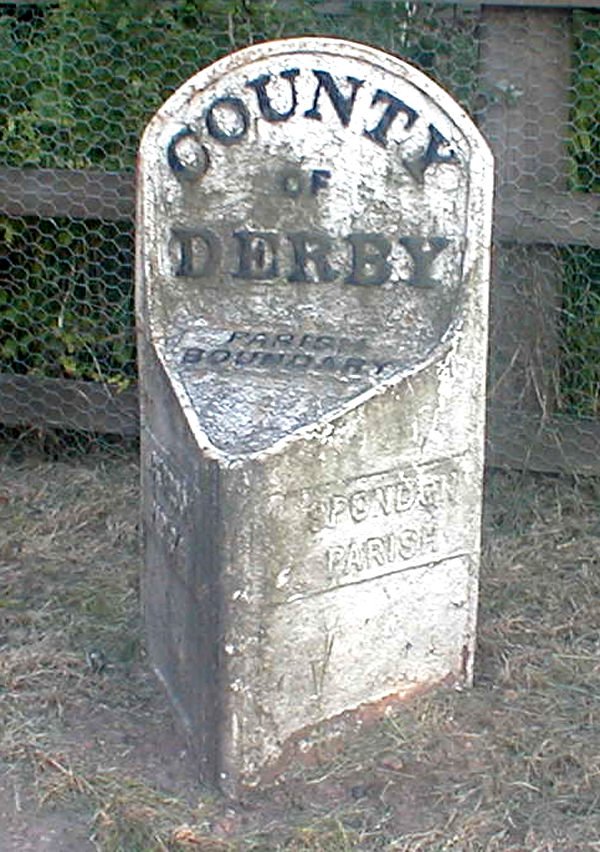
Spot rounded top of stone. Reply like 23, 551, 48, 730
141, 37, 490, 159
137, 36, 493, 459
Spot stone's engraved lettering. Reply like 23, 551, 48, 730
405, 124, 458, 184
149, 452, 190, 552
225, 330, 368, 352
279, 167, 304, 197
167, 68, 462, 187
296, 465, 453, 534
363, 88, 418, 147
178, 327, 394, 379
235, 331, 269, 346
326, 524, 438, 580
181, 346, 392, 379
167, 126, 210, 182
311, 169, 331, 195
259, 351, 284, 368
150, 451, 190, 512
290, 354, 311, 369
205, 95, 250, 144
232, 230, 280, 280
153, 503, 180, 552
171, 227, 451, 287
246, 68, 300, 122
325, 474, 443, 526
420, 475, 445, 508
304, 69, 364, 126
235, 351, 259, 366
400, 236, 450, 288
278, 167, 331, 198
267, 460, 462, 597
423, 124, 458, 169
345, 233, 392, 286
344, 357, 367, 374
287, 231, 337, 283
171, 227, 221, 278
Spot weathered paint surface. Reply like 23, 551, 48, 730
137, 37, 493, 792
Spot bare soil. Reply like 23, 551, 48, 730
0, 437, 599, 851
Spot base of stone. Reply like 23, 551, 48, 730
253, 670, 466, 791
151, 658, 468, 795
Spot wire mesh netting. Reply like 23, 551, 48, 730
0, 0, 598, 470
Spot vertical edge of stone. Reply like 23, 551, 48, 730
137, 157, 229, 787
216, 458, 278, 794
464, 118, 494, 690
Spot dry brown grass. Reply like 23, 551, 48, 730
0, 437, 599, 851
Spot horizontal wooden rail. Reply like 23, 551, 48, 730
0, 167, 134, 222
485, 406, 600, 476
495, 188, 600, 248
1, 373, 598, 474
2, 0, 598, 7
0, 374, 139, 437
296, 1, 599, 10
444, 1, 598, 7
1, 166, 599, 248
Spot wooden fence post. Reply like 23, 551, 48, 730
478, 5, 572, 418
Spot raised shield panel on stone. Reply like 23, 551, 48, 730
137, 38, 493, 792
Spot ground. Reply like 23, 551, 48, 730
0, 435, 598, 851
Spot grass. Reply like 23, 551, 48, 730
0, 438, 599, 850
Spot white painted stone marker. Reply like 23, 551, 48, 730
137, 37, 493, 792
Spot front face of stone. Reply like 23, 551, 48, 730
139, 39, 475, 456
250, 452, 479, 742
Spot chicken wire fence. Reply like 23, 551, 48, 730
0, 0, 598, 472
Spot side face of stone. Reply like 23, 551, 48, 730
137, 38, 493, 791
138, 336, 224, 786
